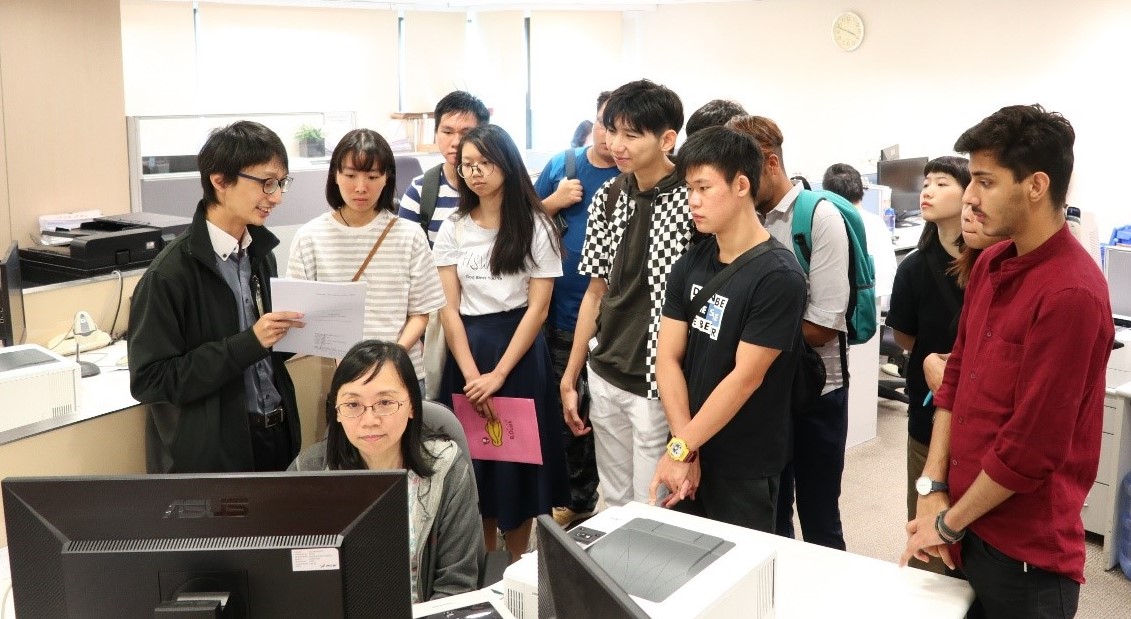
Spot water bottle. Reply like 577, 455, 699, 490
883, 206, 897, 234
1120, 471, 1131, 579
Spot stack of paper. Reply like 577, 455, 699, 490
39, 209, 102, 233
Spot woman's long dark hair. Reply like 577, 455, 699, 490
324, 340, 434, 477
947, 236, 985, 289
454, 124, 561, 276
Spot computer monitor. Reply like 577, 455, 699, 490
3, 471, 411, 618
535, 514, 649, 619
1105, 245, 1131, 327
877, 156, 929, 224
0, 241, 26, 347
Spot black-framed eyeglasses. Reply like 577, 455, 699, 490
457, 161, 496, 179
238, 172, 294, 195
335, 399, 406, 419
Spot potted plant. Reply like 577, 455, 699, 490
295, 125, 326, 157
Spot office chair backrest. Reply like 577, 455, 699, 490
420, 399, 469, 458
394, 155, 425, 201
420, 399, 510, 585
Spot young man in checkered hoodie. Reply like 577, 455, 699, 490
558, 79, 692, 507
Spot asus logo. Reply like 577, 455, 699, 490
163, 498, 249, 519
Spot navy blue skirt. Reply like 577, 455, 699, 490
439, 307, 570, 532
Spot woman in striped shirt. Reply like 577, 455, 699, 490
288, 129, 444, 384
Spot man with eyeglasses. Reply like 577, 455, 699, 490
129, 120, 306, 474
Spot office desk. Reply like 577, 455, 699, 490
1087, 328, 1131, 569
0, 341, 138, 447
499, 502, 972, 618
893, 222, 925, 256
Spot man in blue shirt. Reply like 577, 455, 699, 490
533, 91, 618, 526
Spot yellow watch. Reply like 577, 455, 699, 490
666, 437, 696, 463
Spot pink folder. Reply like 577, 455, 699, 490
451, 395, 543, 465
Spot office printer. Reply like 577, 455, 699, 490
19, 212, 190, 285
0, 344, 80, 434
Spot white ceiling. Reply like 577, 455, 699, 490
160, 0, 751, 12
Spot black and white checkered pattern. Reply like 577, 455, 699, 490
580, 175, 693, 399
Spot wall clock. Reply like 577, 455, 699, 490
832, 11, 865, 52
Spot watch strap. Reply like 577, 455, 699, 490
935, 509, 965, 544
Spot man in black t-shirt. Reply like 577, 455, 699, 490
647, 127, 807, 532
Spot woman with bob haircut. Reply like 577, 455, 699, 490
885, 155, 972, 574
288, 129, 444, 386
433, 124, 569, 560
289, 340, 484, 602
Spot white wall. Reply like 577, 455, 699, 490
121, 0, 400, 145
631, 0, 1131, 240
119, 0, 1131, 238
528, 11, 625, 151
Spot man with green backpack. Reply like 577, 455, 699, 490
728, 115, 876, 551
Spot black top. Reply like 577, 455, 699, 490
662, 237, 807, 479
591, 171, 683, 397
885, 237, 963, 445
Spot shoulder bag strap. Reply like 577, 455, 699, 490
564, 148, 577, 179
688, 240, 775, 318
352, 216, 399, 281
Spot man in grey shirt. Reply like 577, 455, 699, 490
728, 115, 852, 550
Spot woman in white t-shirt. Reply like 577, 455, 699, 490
433, 124, 569, 560
288, 129, 444, 384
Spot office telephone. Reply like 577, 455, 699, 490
47, 310, 112, 356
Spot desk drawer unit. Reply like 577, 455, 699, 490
1082, 481, 1111, 535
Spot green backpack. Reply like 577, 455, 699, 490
789, 189, 877, 345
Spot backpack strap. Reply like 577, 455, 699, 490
604, 174, 628, 225
564, 148, 577, 179
789, 191, 821, 272
418, 163, 444, 236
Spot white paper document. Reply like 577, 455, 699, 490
270, 278, 366, 358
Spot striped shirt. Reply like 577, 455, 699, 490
397, 169, 461, 247
287, 210, 445, 377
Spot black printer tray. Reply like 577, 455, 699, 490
19, 227, 163, 285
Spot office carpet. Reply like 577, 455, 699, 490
840, 398, 1131, 618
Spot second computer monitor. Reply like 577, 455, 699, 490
877, 156, 928, 223
536, 514, 649, 619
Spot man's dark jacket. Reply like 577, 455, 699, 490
128, 202, 300, 473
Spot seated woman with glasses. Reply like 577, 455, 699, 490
433, 124, 570, 560
289, 340, 484, 602
287, 129, 444, 391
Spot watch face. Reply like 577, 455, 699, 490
668, 439, 687, 460
915, 476, 931, 495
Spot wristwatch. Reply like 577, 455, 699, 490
665, 437, 697, 463
915, 476, 949, 496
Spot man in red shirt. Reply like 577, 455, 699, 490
900, 104, 1114, 619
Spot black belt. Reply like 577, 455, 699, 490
248, 407, 284, 429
